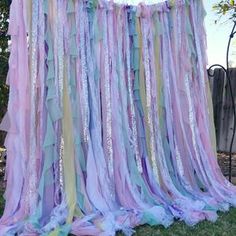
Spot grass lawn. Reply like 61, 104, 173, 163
0, 191, 236, 236
124, 209, 236, 235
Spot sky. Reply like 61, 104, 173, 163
204, 0, 235, 67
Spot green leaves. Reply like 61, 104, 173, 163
213, 1, 236, 23
0, 0, 9, 123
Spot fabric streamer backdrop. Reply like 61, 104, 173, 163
0, 0, 236, 235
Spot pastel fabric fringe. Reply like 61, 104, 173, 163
1, 0, 236, 235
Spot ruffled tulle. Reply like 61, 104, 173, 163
1, 0, 236, 235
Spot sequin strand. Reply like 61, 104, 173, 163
28, 0, 39, 214
125, 10, 143, 174
103, 9, 114, 179
141, 17, 159, 182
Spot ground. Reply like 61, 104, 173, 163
0, 153, 236, 235
127, 208, 236, 236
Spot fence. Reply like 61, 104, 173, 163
208, 68, 236, 153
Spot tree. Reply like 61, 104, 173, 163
212, 1, 236, 67
213, 0, 236, 22
0, 0, 10, 146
